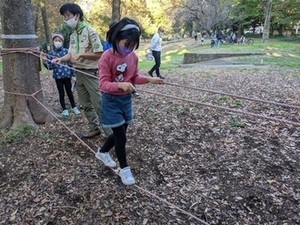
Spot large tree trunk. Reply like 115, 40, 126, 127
262, 0, 272, 43
0, 0, 50, 129
112, 0, 121, 22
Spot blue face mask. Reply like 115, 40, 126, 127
118, 46, 133, 56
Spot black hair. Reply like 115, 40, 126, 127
60, 3, 84, 21
107, 17, 141, 54
106, 21, 117, 41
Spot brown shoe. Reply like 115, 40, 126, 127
81, 129, 101, 138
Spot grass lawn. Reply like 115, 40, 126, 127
137, 36, 300, 70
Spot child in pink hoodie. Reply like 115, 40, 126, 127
95, 17, 164, 185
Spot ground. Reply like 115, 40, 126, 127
0, 40, 300, 225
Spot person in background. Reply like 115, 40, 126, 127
230, 31, 237, 43
148, 27, 165, 79
216, 30, 223, 47
200, 33, 205, 45
95, 17, 164, 185
192, 30, 198, 43
41, 33, 80, 117
52, 3, 112, 138
210, 33, 217, 48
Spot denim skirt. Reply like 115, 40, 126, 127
101, 93, 133, 128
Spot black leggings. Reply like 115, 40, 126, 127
55, 78, 76, 110
100, 124, 128, 168
149, 50, 161, 77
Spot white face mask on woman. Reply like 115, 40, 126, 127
54, 41, 63, 49
66, 15, 78, 29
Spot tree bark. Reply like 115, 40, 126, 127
262, 0, 272, 43
40, 0, 51, 49
112, 0, 121, 22
0, 0, 50, 129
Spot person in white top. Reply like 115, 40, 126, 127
148, 27, 165, 79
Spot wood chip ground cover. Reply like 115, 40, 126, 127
0, 65, 299, 225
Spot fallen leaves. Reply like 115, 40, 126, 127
1, 65, 300, 224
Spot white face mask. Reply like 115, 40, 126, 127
54, 41, 63, 49
66, 16, 78, 29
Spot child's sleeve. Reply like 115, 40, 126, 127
43, 52, 54, 70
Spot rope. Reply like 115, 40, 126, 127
164, 82, 300, 110
0, 48, 98, 79
29, 51, 99, 79
3, 47, 299, 224
137, 89, 300, 127
4, 89, 96, 156
2, 48, 300, 109
4, 89, 42, 97
3, 48, 299, 126
134, 185, 209, 225
4, 89, 208, 224
0, 47, 39, 56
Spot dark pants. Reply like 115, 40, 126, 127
55, 78, 76, 110
149, 50, 161, 77
100, 124, 129, 168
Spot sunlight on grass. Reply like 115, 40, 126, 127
179, 49, 188, 55
165, 49, 179, 55
288, 53, 299, 58
272, 52, 282, 57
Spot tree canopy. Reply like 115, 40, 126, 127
1, 0, 299, 48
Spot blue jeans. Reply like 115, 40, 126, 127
101, 93, 133, 128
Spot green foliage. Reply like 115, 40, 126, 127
0, 125, 35, 147
217, 96, 231, 103
172, 37, 300, 69
230, 116, 247, 128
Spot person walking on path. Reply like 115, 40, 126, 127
41, 33, 80, 117
95, 17, 164, 185
148, 27, 165, 79
52, 3, 112, 138
192, 30, 198, 43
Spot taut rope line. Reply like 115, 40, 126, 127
137, 89, 300, 127
164, 82, 300, 109
4, 90, 208, 225
29, 51, 99, 79
3, 48, 299, 110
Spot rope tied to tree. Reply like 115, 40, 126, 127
3, 88, 210, 225
29, 51, 99, 79
0, 47, 40, 56
3, 49, 299, 127
4, 89, 42, 97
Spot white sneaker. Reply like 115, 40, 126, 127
61, 109, 69, 116
72, 107, 80, 115
119, 166, 136, 185
95, 150, 116, 168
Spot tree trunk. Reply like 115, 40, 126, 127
40, 0, 51, 49
112, 0, 121, 22
262, 0, 272, 43
0, 0, 50, 129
